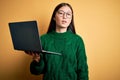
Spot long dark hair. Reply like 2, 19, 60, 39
47, 3, 76, 34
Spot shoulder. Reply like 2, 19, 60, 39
72, 33, 85, 48
71, 33, 84, 42
40, 32, 53, 41
40, 33, 49, 40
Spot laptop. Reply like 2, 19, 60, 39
8, 20, 61, 55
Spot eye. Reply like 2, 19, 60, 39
67, 13, 71, 16
59, 12, 63, 14
58, 11, 64, 15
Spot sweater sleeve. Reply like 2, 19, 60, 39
30, 35, 46, 75
76, 37, 89, 80
30, 54, 45, 75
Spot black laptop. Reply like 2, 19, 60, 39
9, 20, 61, 55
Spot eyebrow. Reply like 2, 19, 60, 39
58, 10, 72, 13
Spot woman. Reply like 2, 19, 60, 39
25, 2, 88, 80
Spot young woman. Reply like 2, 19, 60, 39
25, 2, 88, 80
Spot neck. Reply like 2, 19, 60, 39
55, 27, 67, 33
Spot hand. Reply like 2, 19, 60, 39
24, 51, 40, 62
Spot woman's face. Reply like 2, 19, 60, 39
54, 5, 72, 29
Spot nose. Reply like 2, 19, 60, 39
63, 13, 67, 19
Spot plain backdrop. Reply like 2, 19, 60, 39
0, 0, 120, 80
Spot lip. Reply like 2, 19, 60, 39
62, 20, 67, 23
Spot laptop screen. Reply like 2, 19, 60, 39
9, 20, 42, 52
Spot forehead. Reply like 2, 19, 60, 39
58, 6, 72, 12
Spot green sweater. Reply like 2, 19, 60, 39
30, 31, 88, 80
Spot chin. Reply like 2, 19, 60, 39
60, 24, 69, 28
60, 26, 68, 29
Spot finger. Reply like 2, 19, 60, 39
31, 53, 35, 57
35, 53, 40, 56
24, 51, 31, 55
24, 51, 29, 54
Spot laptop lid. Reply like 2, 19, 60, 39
9, 20, 42, 52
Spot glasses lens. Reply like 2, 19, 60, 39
66, 13, 72, 18
57, 10, 72, 18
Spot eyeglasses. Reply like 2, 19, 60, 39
57, 10, 72, 19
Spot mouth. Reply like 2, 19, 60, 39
62, 20, 67, 23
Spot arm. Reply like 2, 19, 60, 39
30, 54, 45, 75
76, 37, 89, 80
30, 35, 47, 75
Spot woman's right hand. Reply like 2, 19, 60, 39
24, 51, 40, 62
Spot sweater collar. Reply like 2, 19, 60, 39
50, 30, 72, 39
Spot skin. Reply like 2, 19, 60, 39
25, 5, 72, 62
54, 6, 72, 33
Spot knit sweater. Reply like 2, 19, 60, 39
30, 30, 88, 80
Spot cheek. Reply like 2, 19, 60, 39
54, 17, 61, 24
54, 15, 72, 26
67, 19, 72, 25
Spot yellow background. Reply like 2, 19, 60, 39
0, 0, 120, 80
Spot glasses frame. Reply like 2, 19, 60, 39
57, 10, 72, 19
